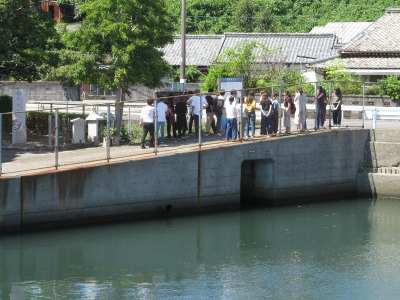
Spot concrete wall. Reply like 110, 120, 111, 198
1, 129, 399, 233
0, 177, 22, 234
1, 81, 201, 102
357, 129, 400, 198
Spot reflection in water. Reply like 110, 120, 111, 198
1, 198, 400, 299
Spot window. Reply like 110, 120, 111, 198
89, 85, 116, 96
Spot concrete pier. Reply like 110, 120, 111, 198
1, 129, 399, 233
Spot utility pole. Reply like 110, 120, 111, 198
180, 0, 186, 91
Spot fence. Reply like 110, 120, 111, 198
1, 83, 399, 176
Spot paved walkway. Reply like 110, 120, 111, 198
1, 117, 399, 177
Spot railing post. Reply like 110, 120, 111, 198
198, 92, 202, 147
373, 109, 377, 129
55, 109, 59, 169
48, 115, 52, 146
278, 77, 284, 136
328, 81, 333, 129
128, 105, 131, 139
314, 82, 318, 131
154, 97, 158, 154
362, 81, 366, 129
0, 114, 2, 176
106, 103, 111, 162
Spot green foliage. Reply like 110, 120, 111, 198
25, 111, 87, 135
202, 41, 291, 92
365, 84, 382, 96
171, 66, 204, 83
283, 70, 315, 95
378, 75, 400, 102
325, 59, 362, 95
0, 95, 12, 113
0, 0, 60, 82
0, 95, 12, 135
57, 0, 175, 94
167, 0, 394, 34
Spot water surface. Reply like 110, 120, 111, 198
1, 198, 400, 299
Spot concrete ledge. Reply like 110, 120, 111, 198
357, 173, 400, 198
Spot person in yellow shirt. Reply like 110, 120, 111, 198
244, 90, 256, 138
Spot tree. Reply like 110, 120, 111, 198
170, 66, 204, 83
0, 0, 59, 82
325, 59, 362, 95
58, 0, 174, 140
235, 0, 255, 32
202, 40, 288, 92
379, 75, 400, 103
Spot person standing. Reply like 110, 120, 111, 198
225, 96, 238, 141
294, 87, 307, 132
166, 95, 177, 138
156, 98, 168, 144
215, 90, 225, 134
271, 92, 279, 135
139, 99, 155, 149
175, 95, 188, 138
187, 91, 195, 134
191, 89, 208, 138
332, 87, 342, 127
316, 86, 327, 129
237, 96, 248, 139
205, 88, 217, 135
260, 93, 273, 136
283, 90, 293, 134
244, 90, 256, 138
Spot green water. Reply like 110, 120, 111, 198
1, 198, 400, 299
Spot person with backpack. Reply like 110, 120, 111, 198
271, 92, 279, 135
205, 88, 217, 135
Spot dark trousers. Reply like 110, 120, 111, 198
272, 112, 279, 133
176, 114, 187, 137
188, 114, 195, 134
141, 122, 155, 146
332, 108, 342, 125
193, 114, 200, 137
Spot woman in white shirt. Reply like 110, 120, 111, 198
224, 96, 238, 141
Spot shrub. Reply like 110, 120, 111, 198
379, 75, 400, 102
365, 84, 382, 96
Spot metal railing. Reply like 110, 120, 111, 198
1, 83, 399, 176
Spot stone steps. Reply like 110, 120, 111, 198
363, 167, 400, 174
362, 129, 400, 170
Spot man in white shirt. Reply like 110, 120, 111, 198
191, 89, 208, 138
156, 99, 168, 144
139, 99, 155, 149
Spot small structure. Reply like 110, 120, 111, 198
71, 118, 86, 144
86, 112, 105, 145
85, 111, 115, 145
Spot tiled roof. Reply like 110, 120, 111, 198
309, 22, 372, 44
163, 33, 339, 67
162, 35, 223, 66
310, 56, 400, 69
341, 8, 400, 53
220, 33, 338, 64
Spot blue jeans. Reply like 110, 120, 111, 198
246, 112, 256, 136
226, 118, 237, 140
156, 121, 165, 142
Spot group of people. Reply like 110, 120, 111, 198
139, 95, 188, 149
139, 86, 343, 148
